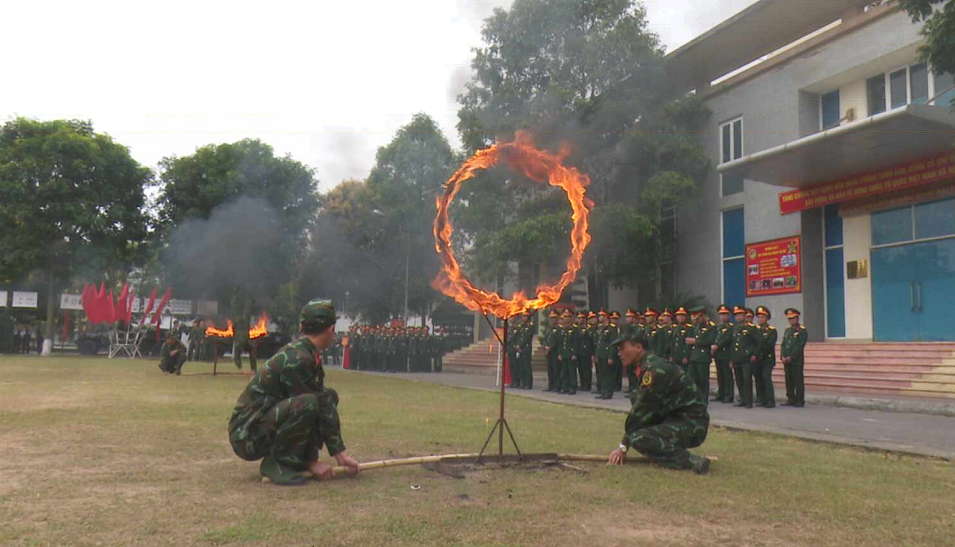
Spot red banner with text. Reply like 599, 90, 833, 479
746, 236, 801, 297
779, 151, 955, 215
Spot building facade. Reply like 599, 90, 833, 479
668, 0, 955, 341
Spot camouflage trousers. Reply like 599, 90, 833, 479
233, 336, 257, 372
160, 352, 186, 373
629, 418, 708, 470
230, 389, 346, 470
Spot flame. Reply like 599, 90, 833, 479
432, 132, 593, 319
204, 313, 269, 339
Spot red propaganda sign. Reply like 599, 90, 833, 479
745, 236, 801, 297
778, 151, 955, 215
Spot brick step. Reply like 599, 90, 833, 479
801, 350, 955, 359
797, 364, 955, 374
806, 343, 955, 351
787, 357, 955, 367
768, 371, 955, 384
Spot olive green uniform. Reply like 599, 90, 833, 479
713, 322, 735, 402
670, 322, 693, 368
558, 324, 579, 394
731, 323, 760, 407
781, 324, 807, 406
159, 339, 187, 374
688, 320, 717, 406
755, 324, 778, 406
577, 324, 595, 392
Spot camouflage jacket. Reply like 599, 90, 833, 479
622, 355, 709, 448
161, 339, 185, 360
228, 337, 345, 455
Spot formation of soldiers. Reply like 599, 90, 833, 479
524, 304, 808, 408
346, 325, 448, 373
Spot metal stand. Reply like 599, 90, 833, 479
108, 322, 143, 359
476, 315, 529, 464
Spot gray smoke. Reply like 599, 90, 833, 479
164, 196, 285, 304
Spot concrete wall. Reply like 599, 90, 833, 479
676, 9, 923, 337
842, 213, 874, 340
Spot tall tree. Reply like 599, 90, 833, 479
0, 117, 151, 351
900, 0, 955, 98
156, 139, 319, 317
455, 0, 711, 307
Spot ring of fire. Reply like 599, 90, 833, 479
432, 132, 593, 319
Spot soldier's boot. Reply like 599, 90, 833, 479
690, 454, 711, 475
260, 457, 307, 486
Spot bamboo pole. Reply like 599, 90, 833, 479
261, 452, 718, 482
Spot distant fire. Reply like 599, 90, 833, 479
205, 313, 269, 340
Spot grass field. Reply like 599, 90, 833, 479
1, 355, 954, 547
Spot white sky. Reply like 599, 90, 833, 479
1, 0, 760, 191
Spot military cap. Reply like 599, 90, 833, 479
625, 309, 637, 318
610, 311, 621, 319
549, 310, 559, 318
587, 311, 597, 319
300, 299, 336, 330
561, 309, 573, 318
660, 308, 673, 318
733, 306, 746, 315
598, 310, 608, 317
576, 310, 586, 317
785, 308, 801, 318
756, 306, 771, 319
689, 305, 706, 317
746, 308, 755, 316
643, 307, 659, 317
674, 306, 688, 316
717, 304, 732, 315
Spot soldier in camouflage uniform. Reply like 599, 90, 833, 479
780, 308, 807, 407
607, 330, 711, 474
712, 305, 735, 403
228, 299, 360, 486
158, 335, 187, 375
557, 309, 578, 394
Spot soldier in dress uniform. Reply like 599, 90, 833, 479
781, 308, 807, 407
656, 309, 673, 360
644, 308, 660, 356
712, 305, 736, 403
557, 309, 579, 394
517, 312, 534, 389
623, 309, 641, 393
542, 310, 560, 392
669, 307, 692, 368
609, 311, 624, 392
685, 306, 717, 407
575, 311, 594, 393
594, 310, 613, 398
754, 306, 778, 408
731, 306, 761, 408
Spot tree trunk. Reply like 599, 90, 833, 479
42, 276, 55, 356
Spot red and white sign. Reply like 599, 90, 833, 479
745, 236, 802, 297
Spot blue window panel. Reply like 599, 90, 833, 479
911, 63, 929, 105
934, 71, 955, 109
821, 90, 841, 130
825, 247, 846, 338
722, 173, 744, 196
867, 75, 886, 116
872, 206, 913, 246
915, 198, 955, 240
890, 69, 908, 109
723, 258, 746, 309
722, 208, 745, 258
824, 204, 843, 247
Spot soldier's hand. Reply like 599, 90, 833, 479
682, 358, 689, 365
334, 451, 361, 476
685, 337, 695, 345
608, 449, 626, 465
309, 460, 334, 481
750, 355, 757, 364
710, 345, 718, 355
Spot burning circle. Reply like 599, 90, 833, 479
432, 132, 593, 319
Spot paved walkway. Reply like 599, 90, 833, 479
344, 369, 955, 460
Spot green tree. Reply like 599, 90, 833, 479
900, 0, 955, 100
0, 117, 151, 351
156, 139, 319, 318
455, 0, 710, 308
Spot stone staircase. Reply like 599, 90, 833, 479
446, 338, 955, 399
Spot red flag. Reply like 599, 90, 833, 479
115, 284, 129, 324
106, 290, 117, 324
151, 288, 173, 325
81, 284, 94, 322
125, 289, 135, 324
140, 287, 158, 326
95, 283, 109, 324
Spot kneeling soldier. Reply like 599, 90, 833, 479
228, 299, 360, 486
607, 331, 711, 474
159, 335, 187, 375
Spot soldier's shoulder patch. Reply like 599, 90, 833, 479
769, 326, 776, 330
641, 371, 653, 387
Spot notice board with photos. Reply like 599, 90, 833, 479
745, 236, 802, 297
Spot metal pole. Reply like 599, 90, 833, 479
499, 316, 508, 457
403, 242, 410, 322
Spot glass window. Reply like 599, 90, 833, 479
872, 206, 914, 246
890, 69, 908, 109
722, 208, 745, 258
935, 71, 955, 108
821, 90, 841, 130
722, 124, 731, 163
867, 74, 886, 116
825, 247, 846, 338
722, 173, 744, 197
824, 204, 843, 247
723, 259, 746, 308
915, 198, 955, 240
733, 119, 743, 160
911, 63, 929, 104
660, 262, 676, 301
